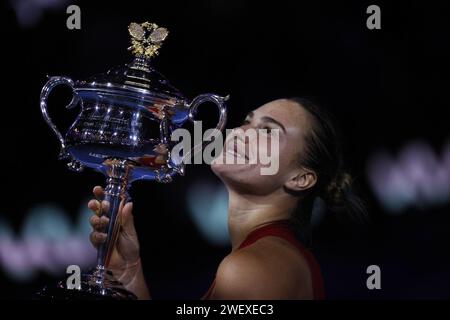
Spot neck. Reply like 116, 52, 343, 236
227, 188, 297, 251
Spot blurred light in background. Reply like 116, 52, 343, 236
186, 180, 229, 246
9, 0, 70, 28
367, 139, 450, 213
0, 201, 95, 282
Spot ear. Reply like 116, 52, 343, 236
284, 169, 317, 193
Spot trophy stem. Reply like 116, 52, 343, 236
36, 158, 137, 299
94, 159, 133, 287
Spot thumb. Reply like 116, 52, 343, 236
120, 202, 137, 237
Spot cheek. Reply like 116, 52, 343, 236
210, 134, 295, 187
248, 134, 274, 162
279, 142, 297, 166
273, 140, 300, 178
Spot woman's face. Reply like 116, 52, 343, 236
211, 99, 314, 196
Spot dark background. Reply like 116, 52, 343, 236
0, 0, 449, 299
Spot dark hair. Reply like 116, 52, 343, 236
285, 97, 368, 245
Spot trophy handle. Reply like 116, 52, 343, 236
179, 93, 229, 166
40, 77, 83, 172
40, 76, 81, 161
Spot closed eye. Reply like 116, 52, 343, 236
259, 126, 275, 134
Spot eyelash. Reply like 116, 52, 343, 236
241, 120, 272, 133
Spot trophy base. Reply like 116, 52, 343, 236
36, 270, 137, 300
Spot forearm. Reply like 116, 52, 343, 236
116, 260, 151, 299
125, 262, 151, 299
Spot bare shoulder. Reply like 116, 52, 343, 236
210, 236, 313, 299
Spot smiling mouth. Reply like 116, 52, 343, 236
225, 144, 249, 161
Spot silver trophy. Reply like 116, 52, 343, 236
37, 21, 228, 299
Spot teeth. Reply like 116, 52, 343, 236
226, 149, 245, 159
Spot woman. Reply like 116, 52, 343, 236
88, 97, 366, 299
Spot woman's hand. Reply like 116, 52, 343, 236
88, 186, 143, 289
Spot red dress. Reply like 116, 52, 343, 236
202, 220, 325, 299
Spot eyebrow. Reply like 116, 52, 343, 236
245, 111, 286, 133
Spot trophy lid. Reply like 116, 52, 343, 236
77, 22, 185, 101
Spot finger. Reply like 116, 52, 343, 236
100, 200, 110, 215
89, 215, 100, 228
93, 186, 104, 199
88, 199, 110, 216
88, 199, 100, 215
89, 231, 107, 247
89, 215, 110, 231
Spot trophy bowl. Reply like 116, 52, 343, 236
36, 21, 228, 299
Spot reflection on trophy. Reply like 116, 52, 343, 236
37, 21, 228, 299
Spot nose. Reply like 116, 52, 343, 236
236, 122, 250, 131
230, 127, 250, 145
